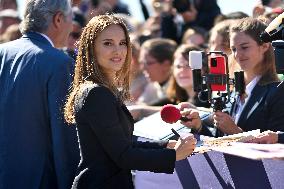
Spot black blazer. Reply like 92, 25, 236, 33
279, 133, 284, 144
232, 81, 284, 132
200, 81, 284, 137
72, 84, 176, 189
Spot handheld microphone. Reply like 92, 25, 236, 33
189, 51, 203, 92
260, 11, 284, 42
160, 104, 192, 124
160, 104, 192, 138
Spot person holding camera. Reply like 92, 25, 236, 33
179, 17, 284, 137
161, 0, 221, 44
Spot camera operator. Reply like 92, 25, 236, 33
160, 0, 221, 44
179, 17, 284, 137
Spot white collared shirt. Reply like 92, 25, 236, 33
234, 76, 261, 124
37, 32, 54, 47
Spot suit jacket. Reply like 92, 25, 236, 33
200, 81, 284, 136
0, 32, 80, 189
73, 84, 176, 189
232, 81, 284, 132
278, 133, 284, 144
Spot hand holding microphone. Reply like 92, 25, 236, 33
160, 104, 192, 124
160, 104, 202, 134
178, 102, 203, 133
160, 104, 191, 138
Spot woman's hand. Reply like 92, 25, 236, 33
174, 134, 196, 161
178, 102, 201, 131
247, 131, 279, 144
180, 109, 202, 131
166, 140, 177, 149
213, 111, 242, 134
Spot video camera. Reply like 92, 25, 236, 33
189, 51, 245, 112
272, 41, 284, 74
260, 11, 284, 74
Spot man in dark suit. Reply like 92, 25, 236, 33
0, 0, 80, 189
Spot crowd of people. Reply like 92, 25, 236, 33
1, 0, 284, 188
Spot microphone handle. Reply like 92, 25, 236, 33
180, 116, 192, 122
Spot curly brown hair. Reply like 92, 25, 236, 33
64, 14, 132, 124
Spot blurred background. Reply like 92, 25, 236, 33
16, 0, 259, 21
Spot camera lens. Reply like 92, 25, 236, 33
211, 58, 217, 67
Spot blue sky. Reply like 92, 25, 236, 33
17, 0, 258, 22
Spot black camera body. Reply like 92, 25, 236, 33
259, 12, 284, 75
272, 40, 284, 74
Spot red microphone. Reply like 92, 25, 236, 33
160, 104, 192, 138
160, 104, 191, 124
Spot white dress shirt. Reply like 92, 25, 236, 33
37, 32, 54, 47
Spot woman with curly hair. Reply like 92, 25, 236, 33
64, 14, 196, 189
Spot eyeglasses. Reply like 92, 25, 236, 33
70, 32, 81, 39
175, 64, 191, 69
